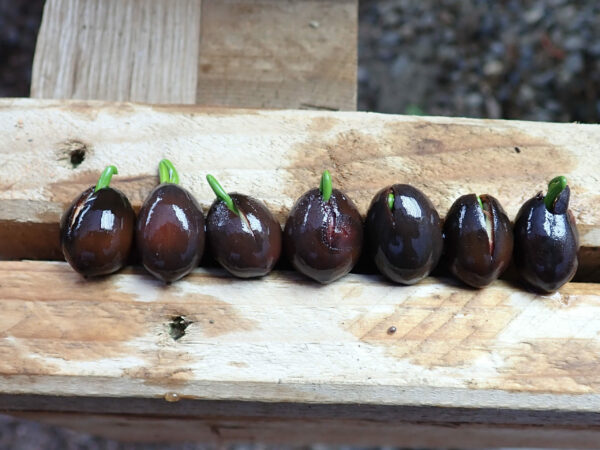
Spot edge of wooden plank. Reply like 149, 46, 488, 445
7, 411, 600, 447
2, 260, 600, 414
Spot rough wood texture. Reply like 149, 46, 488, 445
31, 0, 358, 110
1, 261, 600, 403
196, 0, 357, 110
31, 0, 202, 103
9, 412, 600, 447
2, 260, 600, 445
0, 99, 599, 280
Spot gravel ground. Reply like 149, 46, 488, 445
359, 0, 600, 122
0, 0, 597, 448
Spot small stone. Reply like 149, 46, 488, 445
357, 66, 369, 84
391, 54, 410, 77
486, 97, 502, 119
380, 30, 400, 47
399, 23, 415, 39
564, 52, 584, 73
586, 40, 600, 56
563, 35, 584, 51
490, 41, 505, 56
518, 84, 535, 103
524, 6, 545, 24
531, 71, 555, 87
309, 21, 319, 29
483, 60, 504, 76
465, 92, 483, 109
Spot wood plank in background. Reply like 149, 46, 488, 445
196, 0, 357, 110
1, 260, 600, 445
30, 0, 202, 103
30, 0, 358, 110
0, 261, 599, 406
0, 99, 598, 280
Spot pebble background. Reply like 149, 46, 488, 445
359, 0, 600, 122
0, 0, 595, 448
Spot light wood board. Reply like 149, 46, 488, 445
2, 260, 600, 445
1, 260, 600, 406
31, 0, 202, 104
31, 0, 358, 110
195, 0, 357, 110
0, 99, 598, 280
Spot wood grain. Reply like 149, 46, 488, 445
31, 0, 358, 110
31, 0, 202, 103
0, 99, 599, 278
9, 412, 600, 447
196, 0, 357, 110
2, 260, 600, 410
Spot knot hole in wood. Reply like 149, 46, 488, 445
55, 139, 91, 168
168, 316, 192, 341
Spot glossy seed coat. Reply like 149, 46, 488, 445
513, 186, 579, 293
284, 188, 363, 283
365, 184, 442, 284
207, 193, 281, 278
443, 194, 513, 288
136, 184, 205, 282
61, 186, 135, 277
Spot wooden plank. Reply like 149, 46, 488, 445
30, 0, 358, 110
9, 412, 600, 447
30, 0, 202, 103
2, 261, 600, 410
196, 0, 358, 110
5, 395, 600, 425
0, 99, 599, 279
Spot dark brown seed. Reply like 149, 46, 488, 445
60, 186, 135, 277
206, 193, 281, 278
513, 186, 579, 293
136, 184, 205, 282
283, 188, 363, 284
443, 194, 513, 288
365, 184, 442, 285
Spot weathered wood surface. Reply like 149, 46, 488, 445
195, 0, 357, 110
0, 99, 599, 280
2, 260, 600, 445
2, 261, 600, 407
31, 0, 358, 110
9, 411, 600, 447
31, 0, 202, 104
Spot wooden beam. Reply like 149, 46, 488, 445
196, 0, 358, 110
2, 259, 600, 444
31, 0, 202, 103
9, 412, 600, 447
0, 99, 598, 280
2, 261, 600, 408
30, 0, 358, 110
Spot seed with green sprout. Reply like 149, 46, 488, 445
206, 174, 238, 215
544, 176, 567, 211
320, 170, 332, 202
94, 165, 118, 192
477, 195, 483, 210
158, 159, 180, 185
388, 192, 394, 210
